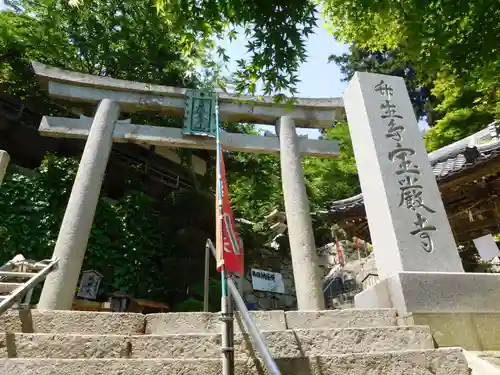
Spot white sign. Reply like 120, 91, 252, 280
473, 234, 500, 260
251, 268, 285, 294
77, 270, 103, 300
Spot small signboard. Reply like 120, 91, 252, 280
183, 89, 217, 137
473, 234, 500, 260
77, 270, 103, 300
251, 268, 285, 294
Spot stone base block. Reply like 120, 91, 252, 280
354, 272, 500, 350
402, 312, 500, 351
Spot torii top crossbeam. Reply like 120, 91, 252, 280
31, 62, 344, 129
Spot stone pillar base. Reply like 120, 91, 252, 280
355, 272, 500, 350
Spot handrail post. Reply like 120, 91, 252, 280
0, 258, 59, 316
227, 281, 235, 374
206, 239, 282, 375
221, 287, 235, 375
203, 241, 210, 312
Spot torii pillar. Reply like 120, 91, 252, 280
277, 117, 324, 310
38, 99, 120, 310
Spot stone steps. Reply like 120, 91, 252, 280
0, 326, 433, 359
0, 348, 469, 375
1, 308, 398, 334
0, 308, 475, 374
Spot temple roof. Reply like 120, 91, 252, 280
328, 122, 500, 228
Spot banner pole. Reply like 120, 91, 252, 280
215, 97, 234, 375
203, 241, 210, 312
215, 97, 228, 299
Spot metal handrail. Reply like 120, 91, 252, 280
205, 239, 282, 375
0, 257, 59, 315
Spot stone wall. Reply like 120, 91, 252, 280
237, 247, 298, 311
238, 242, 378, 311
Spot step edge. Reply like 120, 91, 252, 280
0, 347, 464, 362
0, 325, 432, 338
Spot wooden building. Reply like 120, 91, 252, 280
0, 89, 208, 201
327, 122, 500, 245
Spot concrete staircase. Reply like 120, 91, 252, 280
0, 308, 470, 374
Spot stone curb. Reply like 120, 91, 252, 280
0, 348, 469, 375
146, 310, 287, 334
284, 308, 397, 329
0, 310, 145, 335
146, 308, 398, 334
1, 309, 398, 335
0, 326, 433, 359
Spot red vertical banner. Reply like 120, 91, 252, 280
215, 178, 223, 270
354, 237, 362, 249
215, 148, 244, 276
336, 240, 345, 266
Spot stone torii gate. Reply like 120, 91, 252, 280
31, 62, 344, 311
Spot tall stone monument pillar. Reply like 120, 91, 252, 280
345, 73, 464, 277
345, 72, 500, 350
277, 116, 324, 310
0, 150, 9, 185
38, 99, 120, 310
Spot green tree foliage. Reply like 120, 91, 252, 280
0, 1, 219, 308
424, 108, 495, 152
222, 122, 360, 253
228, 152, 281, 222
225, 123, 359, 223
304, 123, 359, 210
0, 155, 221, 309
328, 45, 495, 152
331, 45, 433, 123
322, 0, 500, 82
68, 0, 317, 96
1, 0, 199, 119
322, 0, 500, 147
6, 0, 199, 81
